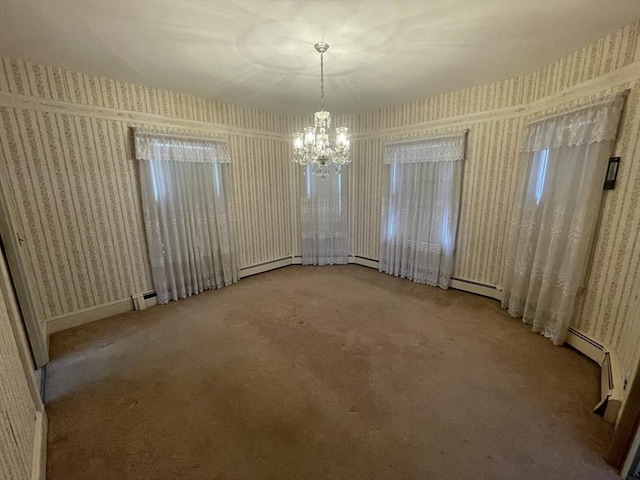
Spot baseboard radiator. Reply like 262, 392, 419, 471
448, 278, 624, 424
49, 255, 625, 423
127, 256, 378, 311
131, 290, 158, 310
449, 277, 503, 301
565, 327, 624, 424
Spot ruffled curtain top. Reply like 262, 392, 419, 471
383, 133, 466, 164
521, 93, 626, 153
134, 129, 231, 163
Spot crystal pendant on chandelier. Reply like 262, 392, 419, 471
292, 42, 351, 177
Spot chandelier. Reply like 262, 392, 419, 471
292, 42, 351, 177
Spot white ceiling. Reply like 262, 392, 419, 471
1, 1, 639, 115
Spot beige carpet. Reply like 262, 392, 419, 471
45, 265, 617, 479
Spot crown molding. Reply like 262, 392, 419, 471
0, 91, 287, 142
353, 61, 639, 140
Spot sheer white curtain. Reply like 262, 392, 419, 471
502, 94, 625, 344
380, 134, 465, 288
300, 166, 349, 265
135, 130, 239, 304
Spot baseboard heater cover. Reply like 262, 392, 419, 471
449, 277, 503, 301
132, 291, 158, 311
565, 327, 624, 424
127, 256, 380, 313
348, 255, 379, 269
130, 257, 304, 310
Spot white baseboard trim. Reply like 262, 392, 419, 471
46, 297, 133, 334
46, 256, 304, 333
31, 410, 47, 480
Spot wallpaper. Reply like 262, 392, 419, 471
0, 253, 38, 480
0, 58, 288, 132
0, 19, 639, 393
0, 58, 294, 337
341, 19, 640, 385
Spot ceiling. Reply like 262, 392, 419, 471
1, 1, 639, 115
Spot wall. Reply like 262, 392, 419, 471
0, 250, 45, 479
0, 20, 638, 392
0, 59, 294, 339
344, 19, 640, 385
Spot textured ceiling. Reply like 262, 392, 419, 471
0, 1, 639, 115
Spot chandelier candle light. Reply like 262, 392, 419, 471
292, 42, 351, 177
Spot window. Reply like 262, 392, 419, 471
502, 93, 625, 344
534, 148, 549, 205
299, 165, 349, 265
379, 133, 466, 289
135, 130, 239, 303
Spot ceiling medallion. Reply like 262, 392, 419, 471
292, 42, 351, 177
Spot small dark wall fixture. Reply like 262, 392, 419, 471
604, 157, 620, 189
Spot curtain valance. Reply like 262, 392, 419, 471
521, 93, 626, 153
383, 133, 466, 164
134, 130, 231, 163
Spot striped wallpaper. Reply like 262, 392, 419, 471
0, 58, 295, 340
338, 19, 640, 385
0, 20, 638, 394
0, 252, 39, 480
0, 58, 288, 132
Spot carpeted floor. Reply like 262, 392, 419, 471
45, 265, 617, 479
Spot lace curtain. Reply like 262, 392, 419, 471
300, 165, 349, 265
135, 130, 239, 304
379, 134, 466, 288
502, 94, 625, 344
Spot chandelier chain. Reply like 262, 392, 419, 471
320, 52, 324, 112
